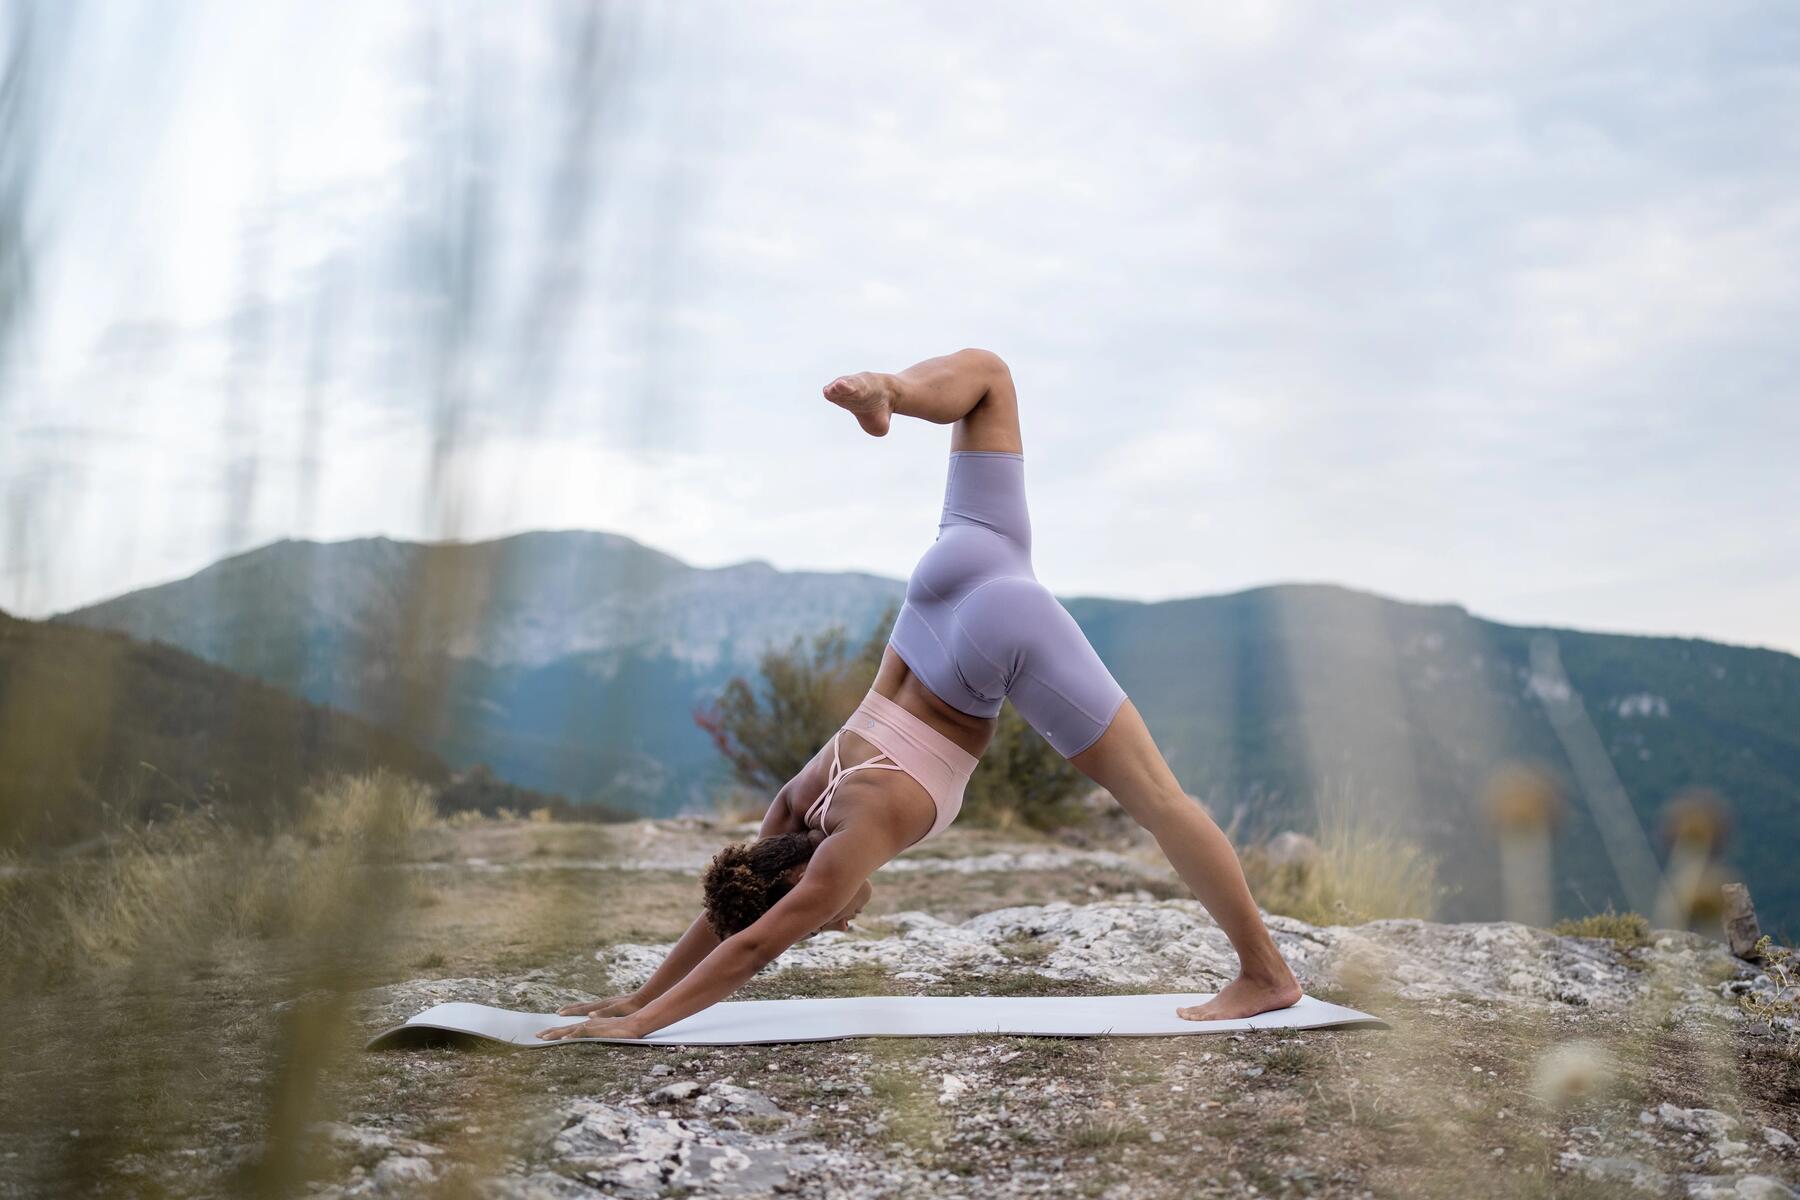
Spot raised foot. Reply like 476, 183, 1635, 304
822, 371, 897, 436
1176, 972, 1304, 1022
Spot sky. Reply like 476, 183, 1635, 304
4, 0, 1798, 653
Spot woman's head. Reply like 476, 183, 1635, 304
700, 832, 874, 938
701, 832, 817, 937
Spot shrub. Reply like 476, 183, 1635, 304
434, 763, 628, 823
694, 606, 1086, 831
1241, 813, 1441, 925
694, 622, 884, 794
1553, 907, 1651, 948
8, 775, 434, 979
300, 770, 437, 844
1740, 936, 1798, 1034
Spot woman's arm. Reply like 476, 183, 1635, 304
555, 914, 719, 1017
556, 776, 814, 1019
539, 826, 894, 1040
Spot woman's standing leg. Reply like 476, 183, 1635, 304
1069, 701, 1302, 1019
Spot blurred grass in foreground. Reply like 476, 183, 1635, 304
0, 771, 441, 1195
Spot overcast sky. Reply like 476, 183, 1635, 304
5, 0, 1798, 653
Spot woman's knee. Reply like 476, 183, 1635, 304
955, 347, 1011, 390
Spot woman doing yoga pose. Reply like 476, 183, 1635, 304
539, 349, 1301, 1040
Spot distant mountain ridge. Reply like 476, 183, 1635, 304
0, 606, 449, 847
67, 532, 903, 672
56, 532, 1800, 931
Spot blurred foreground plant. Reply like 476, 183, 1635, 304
0, 771, 439, 1195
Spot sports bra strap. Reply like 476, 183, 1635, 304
804, 728, 904, 828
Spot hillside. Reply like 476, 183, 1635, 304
55, 534, 1800, 929
1068, 585, 1800, 931
0, 607, 449, 847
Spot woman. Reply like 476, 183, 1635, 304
539, 349, 1300, 1040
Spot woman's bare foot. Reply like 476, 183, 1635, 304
822, 371, 897, 436
1176, 971, 1303, 1022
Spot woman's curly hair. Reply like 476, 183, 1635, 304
701, 832, 818, 937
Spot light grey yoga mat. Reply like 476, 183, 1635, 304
366, 993, 1386, 1050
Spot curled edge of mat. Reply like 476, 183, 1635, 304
365, 993, 1389, 1051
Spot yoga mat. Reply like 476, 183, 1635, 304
366, 993, 1385, 1050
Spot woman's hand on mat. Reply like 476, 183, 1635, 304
535, 1014, 645, 1041
555, 992, 643, 1019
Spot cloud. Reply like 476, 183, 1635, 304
5, 0, 1798, 654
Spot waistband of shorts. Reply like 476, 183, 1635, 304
852, 690, 980, 774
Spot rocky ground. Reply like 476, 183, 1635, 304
4, 817, 1796, 1198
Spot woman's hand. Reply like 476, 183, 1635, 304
555, 992, 643, 1019
535, 1014, 646, 1041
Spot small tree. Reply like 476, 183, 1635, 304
960, 704, 1087, 832
693, 619, 885, 795
694, 605, 1087, 830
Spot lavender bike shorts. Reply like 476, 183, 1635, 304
887, 451, 1128, 758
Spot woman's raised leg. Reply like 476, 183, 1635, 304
1069, 700, 1303, 1020
823, 348, 1023, 454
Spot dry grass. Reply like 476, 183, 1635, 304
1554, 908, 1652, 948
297, 769, 437, 845
1240, 814, 1442, 925
0, 772, 455, 1195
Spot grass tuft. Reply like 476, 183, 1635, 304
1553, 908, 1650, 948
1240, 813, 1441, 925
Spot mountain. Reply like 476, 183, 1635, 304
62, 532, 902, 673
0, 606, 448, 848
56, 534, 1800, 930
1065, 586, 1800, 933
59, 533, 906, 812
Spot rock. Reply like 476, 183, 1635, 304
314, 1122, 440, 1167
1659, 1104, 1740, 1137
647, 1080, 701, 1104
1764, 1127, 1795, 1150
522, 1097, 910, 1199
1722, 883, 1764, 960
707, 1081, 783, 1117
594, 898, 1745, 1014
371, 1155, 435, 1189
1560, 1150, 1668, 1191
1685, 1176, 1799, 1200
939, 1074, 970, 1104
